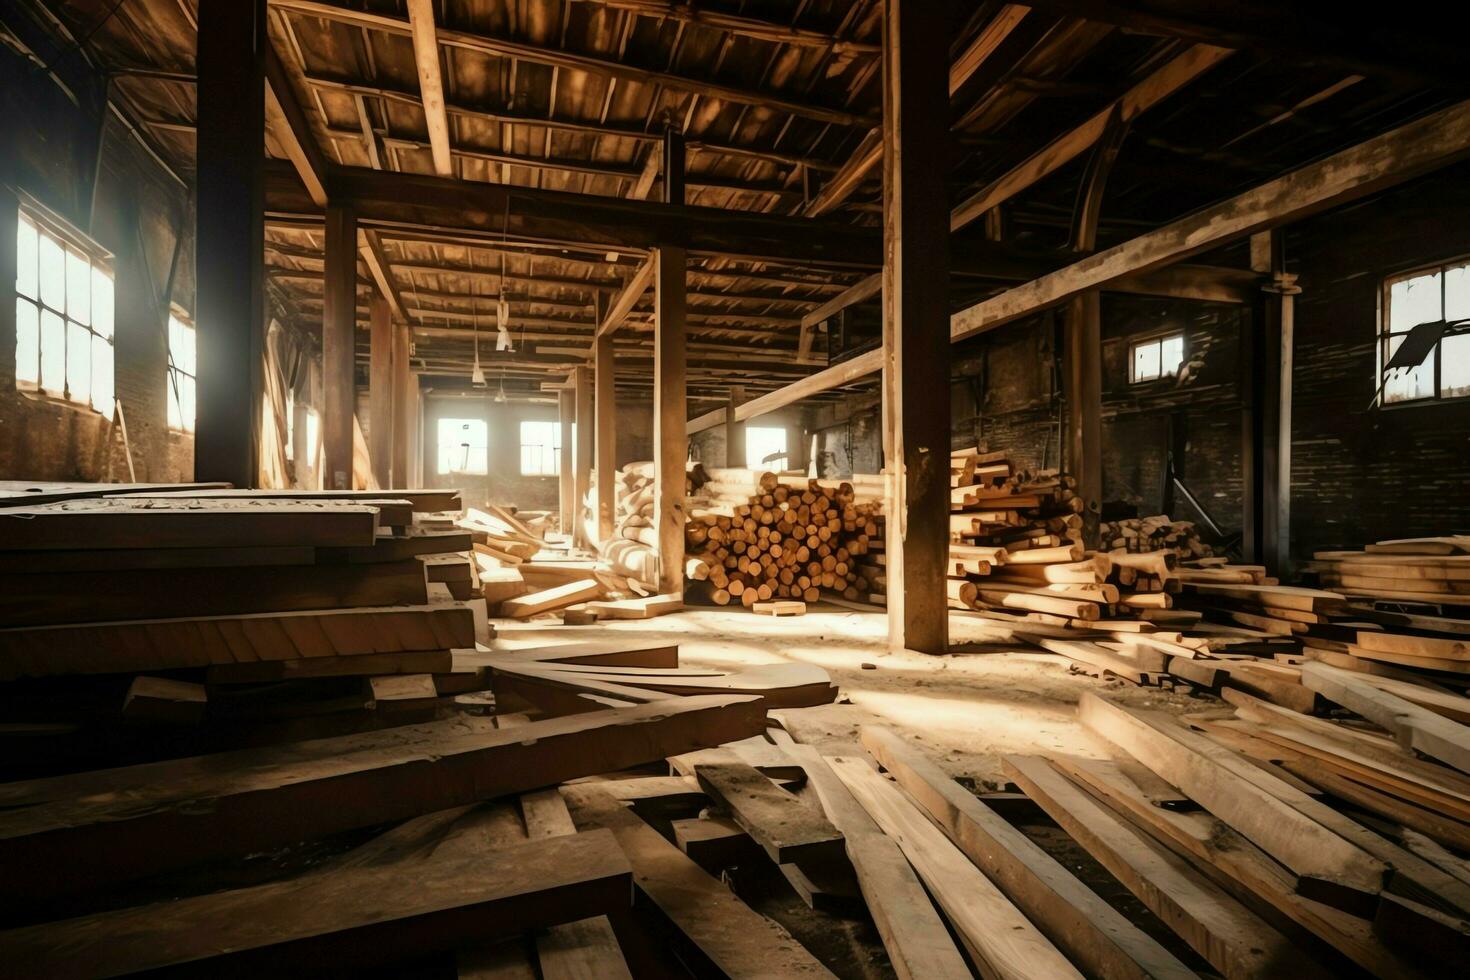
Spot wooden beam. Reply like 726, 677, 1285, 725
1301, 662, 1470, 775
594, 308, 617, 544
270, 0, 874, 129
360, 228, 406, 320
263, 43, 329, 208
725, 385, 745, 468
323, 204, 358, 490
195, 0, 266, 488
391, 320, 411, 486
694, 762, 845, 866
952, 98, 1470, 341
653, 245, 687, 595
558, 387, 575, 535
369, 290, 394, 489
573, 364, 593, 550
405, 0, 453, 177
950, 44, 1232, 232
801, 272, 883, 331
598, 255, 655, 338
882, 0, 951, 655
569, 0, 879, 54
949, 4, 1031, 95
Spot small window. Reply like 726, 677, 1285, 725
14, 210, 114, 415
167, 313, 197, 432
438, 417, 489, 475
745, 426, 789, 470
519, 420, 560, 476
1380, 258, 1470, 404
1129, 332, 1184, 384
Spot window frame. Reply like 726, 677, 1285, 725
518, 419, 561, 477
1377, 254, 1470, 408
13, 200, 116, 416
1127, 330, 1186, 385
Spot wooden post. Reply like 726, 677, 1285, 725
1250, 232, 1298, 575
558, 388, 575, 535
662, 125, 686, 211
0, 193, 16, 395
321, 204, 357, 490
368, 291, 393, 489
726, 385, 746, 468
292, 390, 310, 488
391, 321, 411, 487
573, 365, 593, 549
594, 332, 617, 544
653, 245, 687, 595
195, 0, 265, 487
881, 0, 951, 655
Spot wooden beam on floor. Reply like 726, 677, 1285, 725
405, 0, 454, 177
369, 290, 394, 489
882, 0, 950, 655
322, 203, 358, 489
653, 246, 687, 595
195, 0, 265, 488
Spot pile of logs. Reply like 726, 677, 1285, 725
685, 470, 882, 608
1101, 514, 1213, 558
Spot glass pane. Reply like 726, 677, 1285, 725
181, 375, 196, 433
15, 298, 39, 384
39, 309, 65, 391
38, 231, 64, 311
91, 333, 114, 418
66, 321, 91, 404
1159, 334, 1185, 376
1132, 341, 1160, 382
1446, 262, 1470, 323
1441, 334, 1470, 399
91, 267, 114, 340
16, 217, 38, 300
167, 370, 182, 430
65, 249, 90, 325
1383, 345, 1435, 403
1389, 271, 1442, 333
745, 426, 789, 470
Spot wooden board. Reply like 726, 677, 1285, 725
563, 785, 835, 978
322, 528, 475, 564
0, 480, 229, 506
585, 593, 684, 620
1003, 755, 1316, 979
0, 603, 477, 680
207, 649, 453, 684
1301, 662, 1470, 774
0, 695, 765, 906
1078, 693, 1388, 908
0, 544, 318, 574
694, 761, 845, 866
123, 486, 463, 513
501, 580, 606, 618
0, 829, 628, 977
0, 498, 380, 549
0, 559, 429, 627
861, 727, 1194, 980
455, 640, 680, 669
509, 662, 839, 711
828, 755, 1083, 979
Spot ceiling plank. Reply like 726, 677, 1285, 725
405, 0, 454, 177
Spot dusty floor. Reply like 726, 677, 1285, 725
488, 602, 1206, 789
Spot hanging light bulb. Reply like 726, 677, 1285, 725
496, 256, 514, 351
470, 291, 486, 386
494, 374, 508, 404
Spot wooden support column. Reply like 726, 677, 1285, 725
558, 388, 575, 535
391, 321, 411, 487
725, 385, 746, 468
662, 125, 686, 211
1247, 232, 1298, 574
594, 327, 617, 543
321, 204, 357, 490
0, 193, 16, 396
195, 0, 265, 487
653, 246, 687, 595
573, 365, 593, 549
881, 0, 951, 655
368, 292, 393, 489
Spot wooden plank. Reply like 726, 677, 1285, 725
1004, 754, 1317, 979
653, 245, 686, 595
1301, 661, 1470, 775
0, 498, 379, 549
562, 785, 835, 977
0, 695, 764, 906
0, 602, 475, 679
406, 0, 453, 176
501, 580, 604, 618
861, 727, 1195, 980
0, 544, 317, 574
828, 755, 1083, 979
0, 829, 630, 977
882, 0, 951, 655
263, 42, 329, 208
0, 480, 231, 507
460, 640, 679, 669
594, 328, 616, 543
573, 365, 593, 549
951, 98, 1470, 342
597, 255, 654, 338
1078, 692, 1388, 908
781, 743, 970, 980
208, 649, 453, 684
145, 487, 463, 512
694, 761, 844, 866
585, 594, 684, 619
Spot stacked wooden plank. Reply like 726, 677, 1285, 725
1307, 536, 1470, 606
1101, 514, 1215, 559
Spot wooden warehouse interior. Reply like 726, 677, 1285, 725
3, 0, 1470, 975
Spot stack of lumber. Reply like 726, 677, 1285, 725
683, 470, 882, 608
1307, 535, 1470, 607
0, 482, 488, 775
1101, 514, 1214, 558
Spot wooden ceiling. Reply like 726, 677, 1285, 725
16, 0, 1459, 408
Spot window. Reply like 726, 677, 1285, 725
1129, 332, 1184, 384
1380, 258, 1470, 404
437, 417, 488, 475
167, 313, 197, 432
14, 211, 114, 415
745, 426, 789, 469
519, 419, 560, 476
